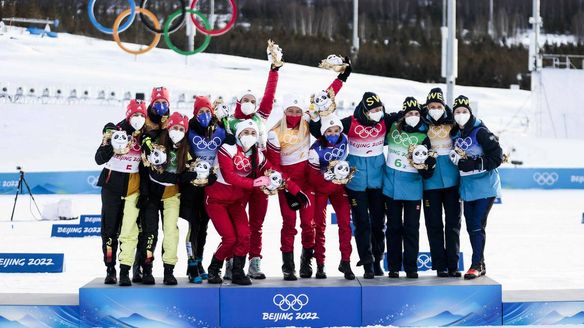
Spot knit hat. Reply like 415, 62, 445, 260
282, 94, 305, 111
150, 86, 170, 104
452, 95, 472, 113
235, 119, 259, 137
237, 89, 256, 101
125, 99, 147, 121
164, 112, 189, 130
426, 87, 445, 106
360, 92, 383, 112
402, 96, 421, 114
193, 96, 214, 116
320, 114, 343, 135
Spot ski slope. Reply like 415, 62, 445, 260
1, 28, 584, 298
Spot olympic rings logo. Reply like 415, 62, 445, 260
192, 135, 221, 151
273, 294, 309, 312
428, 125, 449, 139
87, 0, 237, 56
86, 175, 99, 188
283, 133, 300, 145
533, 172, 559, 186
324, 144, 346, 162
417, 253, 432, 270
454, 137, 473, 151
233, 155, 251, 172
391, 129, 419, 147
354, 124, 382, 139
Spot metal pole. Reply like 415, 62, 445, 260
446, 0, 457, 107
351, 0, 359, 62
529, 0, 542, 136
488, 0, 494, 38
442, 0, 447, 26
210, 0, 215, 29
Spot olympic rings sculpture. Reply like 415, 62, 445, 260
87, 0, 237, 56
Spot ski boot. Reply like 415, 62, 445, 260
231, 256, 252, 285
406, 271, 419, 279
187, 258, 202, 284
197, 257, 208, 280
142, 263, 155, 285
373, 259, 384, 276
315, 264, 327, 279
207, 256, 224, 284
282, 252, 298, 281
388, 271, 399, 278
338, 261, 355, 280
464, 266, 482, 280
223, 258, 233, 280
132, 263, 143, 283
363, 262, 375, 279
299, 248, 314, 278
248, 257, 266, 279
104, 265, 117, 285
119, 264, 132, 287
163, 264, 178, 285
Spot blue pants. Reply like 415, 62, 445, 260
463, 197, 495, 268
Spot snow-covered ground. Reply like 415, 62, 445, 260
1, 28, 584, 298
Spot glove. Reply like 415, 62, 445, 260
102, 122, 117, 134
425, 156, 437, 169
267, 40, 283, 70
324, 170, 335, 181
215, 103, 230, 120
449, 149, 461, 165
180, 171, 198, 183
253, 176, 270, 187
296, 191, 311, 209
207, 172, 218, 186
458, 158, 477, 172
284, 190, 301, 211
336, 56, 352, 82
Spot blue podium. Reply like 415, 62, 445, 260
503, 289, 584, 325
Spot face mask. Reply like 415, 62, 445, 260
286, 115, 302, 128
455, 113, 471, 126
368, 111, 384, 122
428, 108, 444, 121
197, 112, 212, 128
405, 115, 420, 127
239, 135, 257, 150
152, 102, 169, 116
169, 130, 185, 144
325, 134, 340, 145
129, 116, 145, 130
240, 102, 256, 116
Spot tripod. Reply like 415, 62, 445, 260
10, 167, 42, 222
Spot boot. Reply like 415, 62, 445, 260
373, 260, 384, 276
464, 267, 481, 280
282, 252, 298, 281
315, 264, 327, 279
437, 270, 449, 278
119, 264, 132, 287
406, 271, 419, 279
141, 263, 155, 285
104, 266, 117, 285
131, 263, 142, 283
223, 258, 233, 280
163, 264, 178, 285
388, 271, 399, 278
207, 256, 224, 284
187, 258, 202, 284
299, 248, 314, 278
338, 261, 355, 280
248, 257, 266, 279
449, 270, 462, 278
197, 257, 208, 280
231, 256, 252, 285
363, 262, 374, 279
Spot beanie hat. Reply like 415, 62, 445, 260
282, 94, 305, 112
426, 87, 446, 106
320, 114, 343, 135
125, 99, 147, 121
452, 95, 472, 113
360, 92, 383, 112
235, 119, 259, 137
150, 86, 170, 104
193, 96, 214, 116
164, 112, 189, 130
237, 89, 256, 101
402, 96, 421, 114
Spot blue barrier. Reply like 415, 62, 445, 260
383, 251, 465, 272
80, 214, 101, 227
0, 171, 101, 195
499, 168, 584, 189
0, 253, 64, 273
51, 224, 100, 238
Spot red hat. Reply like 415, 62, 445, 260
150, 86, 170, 104
193, 96, 214, 116
125, 99, 147, 121
164, 112, 189, 130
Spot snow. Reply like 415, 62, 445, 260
1, 28, 584, 301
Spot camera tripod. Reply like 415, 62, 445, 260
10, 167, 41, 222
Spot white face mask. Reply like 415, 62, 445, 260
239, 135, 257, 150
240, 102, 256, 116
169, 130, 185, 144
368, 111, 384, 122
428, 108, 445, 121
130, 116, 145, 130
405, 115, 420, 127
454, 113, 471, 127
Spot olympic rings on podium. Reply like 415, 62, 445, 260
88, 0, 136, 34
190, 0, 237, 36
113, 7, 161, 55
140, 0, 187, 34
164, 9, 211, 56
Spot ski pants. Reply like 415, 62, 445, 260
278, 187, 315, 254
141, 194, 180, 266
206, 196, 250, 261
100, 188, 139, 267
423, 186, 462, 272
313, 186, 352, 265
180, 185, 210, 260
385, 196, 421, 273
117, 192, 141, 267
246, 188, 269, 259
347, 188, 385, 266
463, 197, 495, 268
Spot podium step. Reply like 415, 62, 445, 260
503, 289, 584, 325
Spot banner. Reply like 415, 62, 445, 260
499, 168, 584, 189
51, 224, 100, 238
0, 171, 101, 195
383, 251, 464, 272
0, 253, 64, 273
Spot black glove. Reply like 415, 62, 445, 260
271, 64, 280, 72
296, 191, 311, 209
425, 156, 437, 169
284, 190, 301, 211
102, 122, 117, 134
337, 56, 352, 82
180, 171, 198, 184
207, 172, 218, 186
458, 158, 478, 172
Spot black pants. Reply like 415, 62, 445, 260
100, 188, 125, 267
179, 185, 210, 260
464, 197, 495, 268
141, 199, 163, 264
348, 188, 386, 266
423, 186, 462, 272
133, 212, 146, 268
385, 196, 421, 273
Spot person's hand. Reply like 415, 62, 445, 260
253, 176, 270, 187
449, 149, 461, 165
458, 158, 477, 172
337, 56, 352, 82
296, 191, 311, 209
